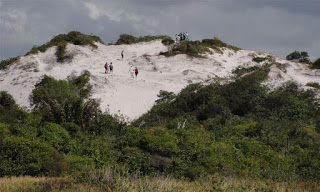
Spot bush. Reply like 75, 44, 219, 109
38, 122, 70, 152
0, 137, 68, 176
0, 57, 20, 70
232, 66, 260, 77
252, 57, 267, 63
116, 34, 137, 45
0, 92, 27, 124
306, 82, 320, 89
25, 31, 104, 57
0, 91, 17, 110
160, 37, 240, 58
141, 126, 179, 156
161, 38, 175, 45
56, 41, 69, 62
155, 90, 175, 105
116, 34, 171, 45
119, 147, 150, 172
286, 51, 311, 63
312, 58, 320, 69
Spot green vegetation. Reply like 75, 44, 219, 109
286, 51, 311, 64
0, 57, 20, 70
201, 37, 240, 52
252, 57, 267, 63
25, 31, 104, 62
312, 58, 320, 69
56, 41, 72, 62
161, 38, 175, 46
306, 82, 320, 89
0, 65, 320, 190
160, 37, 240, 58
115, 34, 171, 45
233, 66, 260, 77
2, 175, 319, 192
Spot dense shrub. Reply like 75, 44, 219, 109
312, 58, 320, 69
56, 41, 69, 62
0, 92, 27, 124
25, 31, 104, 58
0, 56, 20, 70
160, 37, 240, 58
115, 34, 171, 45
232, 66, 260, 77
38, 122, 70, 152
0, 137, 68, 176
286, 51, 311, 63
252, 57, 267, 63
161, 38, 175, 45
306, 82, 320, 89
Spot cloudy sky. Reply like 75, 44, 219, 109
1, 0, 319, 61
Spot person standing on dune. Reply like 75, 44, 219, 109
135, 67, 139, 78
109, 62, 114, 73
129, 66, 134, 78
121, 50, 124, 60
104, 62, 109, 74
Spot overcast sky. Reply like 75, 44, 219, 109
1, 0, 319, 61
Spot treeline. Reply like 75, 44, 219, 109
0, 67, 320, 182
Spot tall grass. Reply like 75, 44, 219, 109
2, 168, 318, 192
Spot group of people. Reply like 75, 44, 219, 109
103, 50, 139, 78
175, 32, 188, 43
129, 66, 139, 78
104, 62, 114, 74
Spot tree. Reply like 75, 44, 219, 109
313, 58, 320, 69
286, 51, 311, 63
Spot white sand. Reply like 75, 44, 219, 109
0, 40, 319, 121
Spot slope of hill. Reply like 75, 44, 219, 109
0, 38, 319, 120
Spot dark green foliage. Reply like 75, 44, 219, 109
202, 37, 240, 51
286, 51, 311, 63
39, 122, 70, 152
312, 58, 320, 69
252, 57, 267, 63
155, 90, 175, 105
0, 56, 20, 70
160, 37, 240, 58
232, 66, 260, 77
160, 41, 209, 58
31, 72, 98, 128
116, 34, 171, 45
0, 92, 27, 124
161, 38, 175, 45
0, 137, 68, 176
306, 82, 320, 89
68, 132, 120, 167
1, 66, 320, 181
56, 41, 72, 62
0, 91, 17, 110
25, 31, 104, 57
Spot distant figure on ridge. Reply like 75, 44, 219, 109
129, 66, 134, 78
104, 62, 109, 74
109, 62, 114, 73
121, 50, 124, 60
135, 67, 139, 78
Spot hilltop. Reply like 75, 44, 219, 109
0, 32, 319, 120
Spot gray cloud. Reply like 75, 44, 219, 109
0, 0, 319, 61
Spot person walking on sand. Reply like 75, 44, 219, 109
135, 67, 139, 78
104, 62, 109, 74
109, 62, 114, 73
129, 66, 134, 78
121, 50, 124, 60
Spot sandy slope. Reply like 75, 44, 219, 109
0, 40, 319, 120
